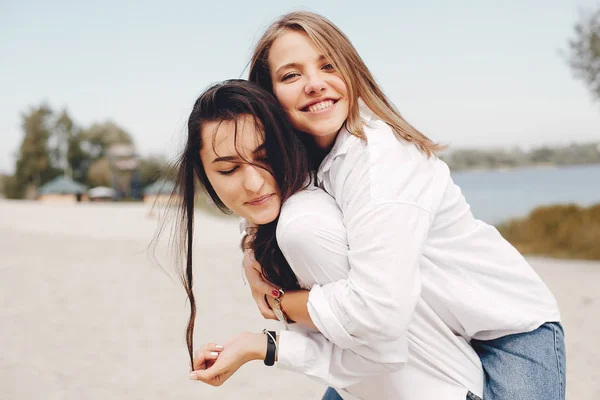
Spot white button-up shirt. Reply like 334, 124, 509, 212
307, 103, 559, 352
275, 187, 484, 399
243, 104, 559, 399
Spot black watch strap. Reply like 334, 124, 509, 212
263, 330, 276, 366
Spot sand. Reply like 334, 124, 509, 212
1, 200, 598, 399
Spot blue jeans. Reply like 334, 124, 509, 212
471, 321, 566, 400
321, 387, 342, 400
322, 322, 565, 400
323, 387, 481, 399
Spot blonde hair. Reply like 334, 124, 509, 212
249, 11, 445, 156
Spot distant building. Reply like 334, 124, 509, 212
143, 180, 176, 205
107, 144, 141, 200
38, 176, 87, 203
88, 186, 116, 202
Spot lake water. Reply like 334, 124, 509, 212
451, 163, 600, 224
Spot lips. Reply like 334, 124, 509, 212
245, 194, 274, 206
301, 98, 339, 112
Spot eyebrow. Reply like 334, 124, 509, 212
212, 143, 266, 164
275, 55, 327, 76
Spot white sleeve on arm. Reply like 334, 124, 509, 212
278, 329, 403, 389
308, 143, 431, 349
276, 213, 407, 388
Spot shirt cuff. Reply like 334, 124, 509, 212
307, 284, 361, 349
276, 330, 310, 373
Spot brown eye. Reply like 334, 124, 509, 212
322, 63, 334, 71
282, 72, 300, 81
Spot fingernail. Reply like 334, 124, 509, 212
189, 373, 198, 380
272, 290, 280, 297
216, 345, 224, 350
210, 351, 219, 357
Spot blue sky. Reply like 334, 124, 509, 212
2, 0, 600, 173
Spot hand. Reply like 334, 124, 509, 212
191, 342, 224, 372
243, 249, 279, 320
190, 332, 267, 386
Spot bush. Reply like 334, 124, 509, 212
498, 203, 600, 260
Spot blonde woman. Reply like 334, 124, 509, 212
240, 11, 565, 400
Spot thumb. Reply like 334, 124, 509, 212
258, 280, 281, 298
247, 267, 279, 297
190, 365, 221, 384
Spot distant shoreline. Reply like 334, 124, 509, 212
440, 142, 600, 172
449, 161, 600, 173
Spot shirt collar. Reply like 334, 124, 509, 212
316, 99, 375, 184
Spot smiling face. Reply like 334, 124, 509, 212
199, 114, 281, 225
268, 29, 349, 150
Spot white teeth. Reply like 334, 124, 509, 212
308, 100, 334, 112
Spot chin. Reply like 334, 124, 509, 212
248, 208, 280, 226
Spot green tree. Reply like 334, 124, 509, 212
51, 110, 80, 176
11, 105, 61, 198
138, 156, 167, 188
566, 9, 600, 100
87, 157, 113, 187
67, 132, 90, 183
81, 122, 133, 159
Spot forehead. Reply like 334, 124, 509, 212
200, 114, 264, 156
268, 30, 320, 65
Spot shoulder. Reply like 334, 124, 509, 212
277, 187, 344, 240
280, 186, 339, 221
331, 118, 449, 210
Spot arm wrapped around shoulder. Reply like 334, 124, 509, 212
307, 203, 428, 348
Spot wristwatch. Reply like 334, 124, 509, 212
272, 288, 289, 325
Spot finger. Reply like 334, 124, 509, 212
247, 268, 280, 297
190, 365, 226, 386
243, 249, 256, 262
193, 344, 224, 369
193, 350, 221, 371
255, 293, 277, 319
195, 343, 224, 355
242, 251, 257, 269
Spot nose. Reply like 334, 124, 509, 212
304, 71, 326, 95
242, 165, 265, 193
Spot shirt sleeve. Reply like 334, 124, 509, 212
276, 210, 407, 388
277, 329, 404, 389
309, 137, 432, 349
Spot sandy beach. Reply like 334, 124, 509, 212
1, 200, 598, 400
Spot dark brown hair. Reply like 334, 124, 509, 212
169, 79, 312, 367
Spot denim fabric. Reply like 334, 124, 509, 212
323, 388, 482, 399
471, 322, 566, 400
322, 387, 344, 400
321, 323, 566, 400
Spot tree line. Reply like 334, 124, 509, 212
440, 142, 600, 171
2, 105, 167, 199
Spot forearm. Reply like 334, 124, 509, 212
280, 290, 317, 330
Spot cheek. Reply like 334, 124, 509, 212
273, 84, 297, 111
260, 169, 277, 190
333, 76, 348, 96
206, 173, 238, 208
